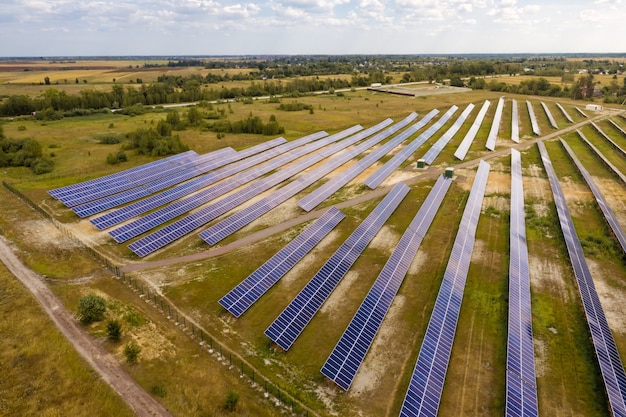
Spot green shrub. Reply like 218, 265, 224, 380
124, 341, 141, 363
222, 390, 239, 412
77, 294, 106, 325
106, 320, 122, 342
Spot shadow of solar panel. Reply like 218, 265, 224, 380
220, 207, 345, 317
506, 149, 538, 417
264, 183, 410, 351
321, 175, 451, 390
399, 160, 490, 417
538, 141, 626, 417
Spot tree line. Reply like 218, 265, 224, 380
0, 126, 54, 174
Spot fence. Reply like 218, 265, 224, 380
3, 181, 319, 417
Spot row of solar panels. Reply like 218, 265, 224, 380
50, 100, 592, 261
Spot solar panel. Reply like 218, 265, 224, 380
399, 160, 491, 417
556, 103, 574, 123
298, 112, 428, 211
559, 138, 626, 253
363, 109, 441, 189
264, 183, 410, 351
511, 99, 520, 143
590, 121, 626, 157
219, 207, 346, 317
199, 116, 417, 245
538, 141, 626, 417
485, 97, 505, 151
48, 150, 198, 200
506, 149, 539, 417
127, 121, 392, 256
321, 175, 452, 390
453, 100, 491, 161
576, 129, 626, 184
575, 106, 588, 118
422, 104, 474, 165
526, 101, 541, 136
541, 102, 558, 129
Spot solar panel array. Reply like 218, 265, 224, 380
321, 175, 452, 390
576, 129, 626, 184
541, 102, 558, 129
108, 130, 345, 242
363, 109, 443, 189
506, 149, 539, 417
399, 160, 490, 417
559, 138, 626, 253
264, 183, 410, 351
454, 100, 491, 161
575, 106, 589, 118
219, 207, 346, 317
511, 99, 520, 143
72, 147, 237, 218
50, 150, 200, 206
486, 97, 505, 150
128, 121, 393, 256
199, 115, 417, 245
422, 104, 474, 165
92, 132, 331, 230
591, 121, 626, 157
538, 141, 626, 417
526, 101, 541, 136
556, 103, 574, 123
297, 112, 424, 211
608, 119, 626, 138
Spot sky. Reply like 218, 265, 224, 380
1, 0, 624, 56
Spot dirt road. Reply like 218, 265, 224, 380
0, 236, 173, 417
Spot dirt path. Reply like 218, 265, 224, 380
0, 236, 173, 417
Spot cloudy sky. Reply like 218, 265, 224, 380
1, 0, 624, 56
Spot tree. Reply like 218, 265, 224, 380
77, 294, 106, 325
186, 107, 202, 127
124, 341, 141, 363
572, 74, 595, 100
107, 320, 122, 342
44, 76, 51, 85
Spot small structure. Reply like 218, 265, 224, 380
370, 82, 382, 88
417, 159, 426, 169
444, 167, 454, 179
585, 104, 604, 111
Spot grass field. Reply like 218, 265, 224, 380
1, 65, 626, 417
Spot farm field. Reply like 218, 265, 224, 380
1, 61, 626, 417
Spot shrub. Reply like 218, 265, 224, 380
95, 133, 122, 144
124, 341, 141, 363
106, 320, 122, 342
106, 151, 127, 165
222, 390, 239, 412
77, 294, 106, 325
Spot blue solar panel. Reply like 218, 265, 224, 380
321, 175, 452, 390
526, 101, 541, 136
363, 109, 446, 190
199, 116, 415, 246
127, 122, 390, 256
538, 141, 626, 417
485, 97, 505, 151
560, 138, 626, 253
556, 103, 574, 123
541, 102, 558, 129
399, 160, 491, 417
511, 99, 520, 144
298, 112, 426, 211
591, 121, 626, 157
576, 129, 626, 185
264, 183, 410, 351
220, 207, 346, 317
422, 103, 473, 165
454, 100, 492, 160
506, 149, 538, 417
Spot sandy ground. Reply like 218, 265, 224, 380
0, 236, 172, 417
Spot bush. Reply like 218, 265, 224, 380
96, 133, 122, 144
77, 294, 106, 325
106, 320, 122, 342
31, 157, 54, 174
124, 341, 141, 363
222, 390, 239, 412
150, 384, 167, 398
106, 151, 127, 165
